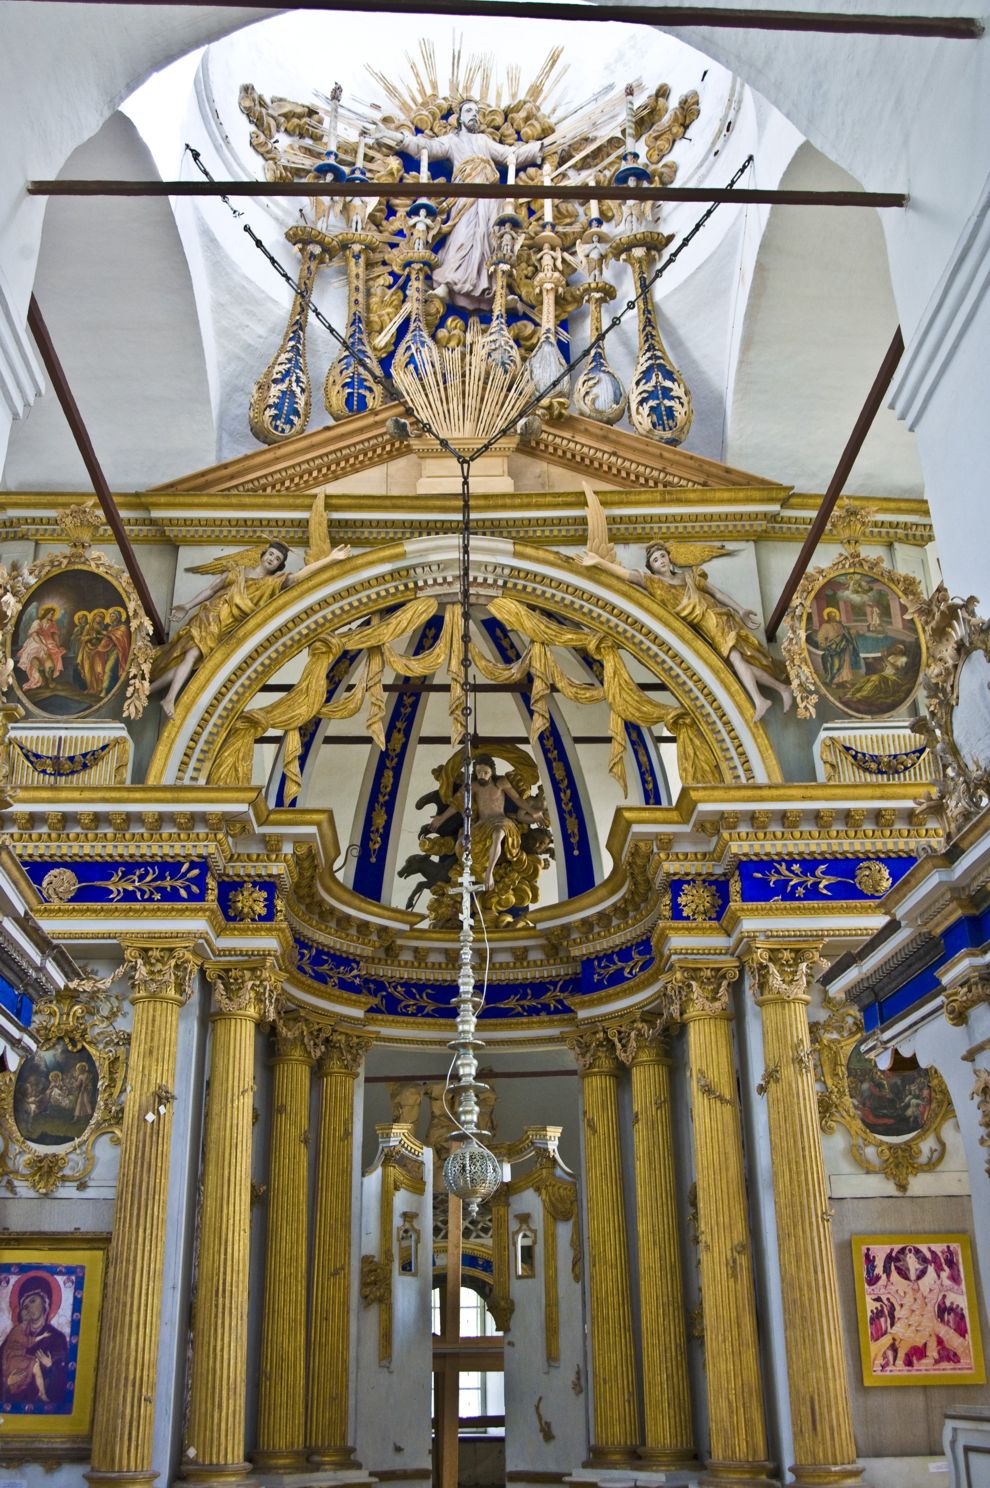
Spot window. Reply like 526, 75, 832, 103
431, 1285, 505, 1437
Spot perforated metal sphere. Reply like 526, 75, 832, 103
442, 1140, 502, 1215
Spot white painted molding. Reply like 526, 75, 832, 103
0, 268, 44, 420
890, 167, 990, 429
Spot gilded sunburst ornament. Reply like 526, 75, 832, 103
677, 879, 720, 922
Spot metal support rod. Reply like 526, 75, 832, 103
765, 325, 905, 641
25, 294, 166, 643
28, 179, 907, 208
15, 0, 983, 38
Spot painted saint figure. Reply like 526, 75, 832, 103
376, 99, 542, 309
815, 605, 861, 688
0, 1273, 70, 1410
15, 605, 66, 691
579, 484, 791, 721
427, 753, 549, 891
150, 519, 350, 718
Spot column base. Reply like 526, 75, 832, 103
251, 1453, 310, 1472
178, 1464, 253, 1487
700, 1463, 778, 1488
788, 1469, 865, 1487
584, 1446, 641, 1467
306, 1448, 359, 1469
638, 1446, 700, 1470
86, 1474, 160, 1488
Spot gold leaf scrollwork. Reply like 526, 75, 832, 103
811, 1005, 955, 1194
0, 977, 129, 1194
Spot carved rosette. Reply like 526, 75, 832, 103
669, 961, 738, 1021
124, 942, 199, 1005
207, 961, 282, 1023
748, 944, 826, 1007
943, 973, 990, 1028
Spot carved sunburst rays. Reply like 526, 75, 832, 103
366, 40, 569, 124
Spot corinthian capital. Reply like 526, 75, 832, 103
206, 959, 282, 1023
606, 1016, 668, 1067
272, 1006, 327, 1061
123, 941, 199, 1005
747, 944, 826, 1006
669, 961, 738, 1021
317, 1025, 370, 1076
566, 1026, 623, 1074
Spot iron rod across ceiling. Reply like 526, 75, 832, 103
28, 178, 907, 208
18, 0, 983, 40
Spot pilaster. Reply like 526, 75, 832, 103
86, 942, 199, 1488
569, 1028, 641, 1465
672, 962, 776, 1488
254, 1009, 324, 1471
182, 959, 281, 1485
613, 1017, 696, 1470
307, 1027, 370, 1467
748, 945, 863, 1488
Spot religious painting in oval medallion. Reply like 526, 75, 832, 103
9, 567, 132, 717
801, 566, 924, 719
12, 1042, 100, 1148
845, 1038, 933, 1142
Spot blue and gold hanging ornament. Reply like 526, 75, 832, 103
610, 224, 692, 445
248, 226, 338, 445
324, 226, 386, 419
483, 165, 523, 376
527, 166, 569, 405
572, 197, 625, 425
391, 192, 439, 382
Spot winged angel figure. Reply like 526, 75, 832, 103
149, 497, 350, 719
579, 483, 792, 721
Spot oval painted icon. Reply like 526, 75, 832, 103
802, 567, 924, 719
10, 567, 132, 717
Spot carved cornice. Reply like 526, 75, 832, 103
748, 943, 826, 1006
206, 960, 282, 1022
668, 961, 739, 1022
122, 942, 199, 1006
944, 973, 990, 1028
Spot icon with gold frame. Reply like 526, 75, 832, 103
0, 1233, 108, 1456
852, 1232, 985, 1386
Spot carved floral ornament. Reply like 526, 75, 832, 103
943, 973, 990, 1028
0, 503, 155, 722
812, 1004, 955, 1194
0, 973, 128, 1195
910, 584, 990, 840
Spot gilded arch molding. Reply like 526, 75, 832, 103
145, 535, 781, 789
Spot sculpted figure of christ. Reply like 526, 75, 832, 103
376, 99, 542, 310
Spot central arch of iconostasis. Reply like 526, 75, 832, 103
146, 531, 782, 1036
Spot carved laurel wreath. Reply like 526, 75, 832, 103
0, 976, 129, 1195
0, 504, 155, 720
811, 1004, 954, 1194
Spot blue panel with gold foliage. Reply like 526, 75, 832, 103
24, 860, 209, 904
583, 937, 655, 994
293, 939, 363, 994
737, 856, 914, 904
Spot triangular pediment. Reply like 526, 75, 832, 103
152, 403, 785, 497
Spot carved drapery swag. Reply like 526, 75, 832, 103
476, 596, 723, 792
210, 597, 436, 800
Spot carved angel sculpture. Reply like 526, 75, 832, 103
150, 496, 350, 719
578, 482, 791, 721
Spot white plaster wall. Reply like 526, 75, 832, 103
504, 1186, 588, 1478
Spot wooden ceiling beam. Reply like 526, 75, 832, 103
29, 179, 907, 208
16, 0, 983, 40
25, 295, 167, 644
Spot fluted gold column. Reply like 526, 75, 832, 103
672, 963, 775, 1488
615, 1018, 696, 1469
570, 1029, 641, 1464
183, 961, 280, 1484
307, 1028, 368, 1466
749, 945, 863, 1487
254, 1011, 321, 1471
86, 943, 198, 1488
